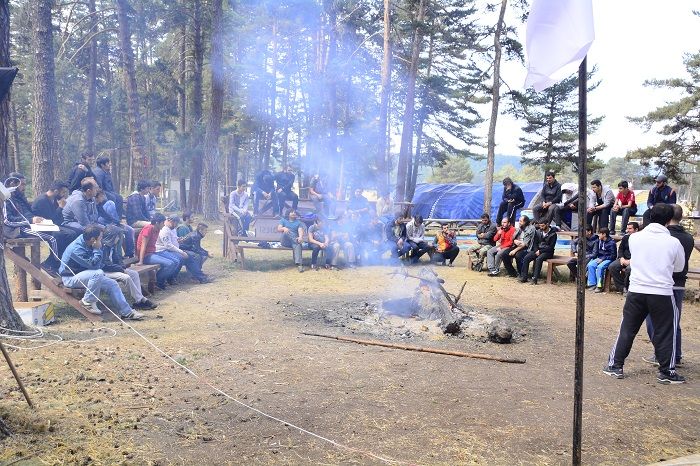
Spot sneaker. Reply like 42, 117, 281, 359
197, 276, 212, 284
594, 287, 603, 293
124, 310, 145, 321
310, 264, 317, 270
134, 299, 157, 310
166, 278, 177, 285
622, 289, 628, 297
529, 279, 538, 285
642, 354, 659, 366
657, 371, 686, 385
447, 263, 454, 267
474, 263, 483, 272
602, 365, 624, 379
587, 285, 597, 291
80, 299, 102, 315
156, 283, 167, 291
298, 265, 304, 273
518, 276, 528, 283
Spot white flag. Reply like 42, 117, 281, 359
524, 0, 594, 91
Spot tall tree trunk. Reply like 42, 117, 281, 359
262, 18, 277, 171
0, 0, 25, 331
377, 0, 391, 192
484, 0, 507, 214
325, 2, 339, 193
201, 0, 225, 220
188, 0, 204, 212
100, 34, 117, 187
31, 0, 60, 195
228, 134, 239, 191
282, 72, 291, 168
85, 0, 98, 154
115, 0, 148, 182
395, 0, 427, 202
407, 30, 435, 202
9, 100, 19, 173
178, 14, 187, 209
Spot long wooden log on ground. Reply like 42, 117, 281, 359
302, 332, 526, 364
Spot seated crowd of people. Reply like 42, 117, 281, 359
3, 152, 213, 321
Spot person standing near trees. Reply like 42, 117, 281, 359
496, 178, 525, 225
532, 172, 561, 224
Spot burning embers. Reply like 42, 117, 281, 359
383, 267, 513, 343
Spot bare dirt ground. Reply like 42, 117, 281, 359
1, 229, 699, 465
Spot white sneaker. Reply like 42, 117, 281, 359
80, 299, 102, 315
124, 310, 144, 321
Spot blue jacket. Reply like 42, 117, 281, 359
126, 192, 149, 225
59, 234, 103, 276
592, 237, 617, 261
647, 184, 676, 208
93, 166, 116, 193
62, 190, 98, 228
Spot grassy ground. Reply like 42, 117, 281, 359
1, 225, 698, 465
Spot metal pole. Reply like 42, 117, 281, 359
573, 56, 588, 466
0, 340, 34, 409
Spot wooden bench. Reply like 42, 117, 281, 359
5, 237, 43, 301
545, 255, 572, 284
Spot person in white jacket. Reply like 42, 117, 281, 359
603, 204, 686, 384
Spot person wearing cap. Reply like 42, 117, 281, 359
137, 213, 180, 290
643, 174, 676, 226
604, 203, 685, 384
609, 180, 637, 235
3, 173, 63, 275
496, 177, 525, 225
156, 215, 209, 283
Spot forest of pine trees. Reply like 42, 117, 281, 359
0, 0, 696, 220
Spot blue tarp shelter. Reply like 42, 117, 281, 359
411, 182, 543, 220
412, 182, 649, 221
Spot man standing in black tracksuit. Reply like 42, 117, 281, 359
607, 221, 640, 294
643, 204, 693, 367
532, 172, 562, 224
519, 220, 557, 285
496, 177, 525, 225
604, 204, 686, 384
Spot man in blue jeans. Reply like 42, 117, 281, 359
586, 227, 617, 293
137, 213, 180, 289
60, 224, 144, 320
156, 215, 209, 283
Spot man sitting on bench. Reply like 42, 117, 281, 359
3, 173, 63, 276
180, 222, 213, 267
586, 227, 617, 293
608, 222, 639, 295
467, 213, 497, 272
405, 215, 433, 264
253, 169, 277, 216
157, 215, 209, 284
228, 179, 252, 235
60, 224, 144, 320
137, 213, 180, 290
519, 220, 557, 285
277, 210, 306, 272
126, 180, 152, 228
567, 225, 596, 281
487, 217, 516, 276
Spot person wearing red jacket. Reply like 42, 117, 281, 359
487, 218, 516, 276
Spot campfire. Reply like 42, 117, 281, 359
383, 267, 513, 343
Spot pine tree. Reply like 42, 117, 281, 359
627, 50, 700, 183
508, 68, 605, 179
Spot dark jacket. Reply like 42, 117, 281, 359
647, 184, 676, 207
180, 230, 209, 257
476, 221, 497, 246
536, 228, 557, 254
3, 191, 34, 227
274, 171, 295, 192
32, 194, 63, 225
592, 237, 617, 261
93, 166, 116, 193
126, 192, 150, 225
254, 169, 275, 194
541, 180, 562, 204
617, 234, 632, 261
385, 219, 406, 243
66, 161, 94, 192
572, 233, 597, 260
668, 224, 693, 287
502, 184, 525, 208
